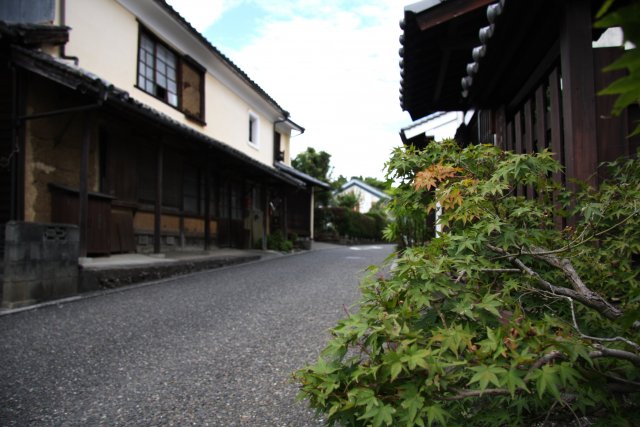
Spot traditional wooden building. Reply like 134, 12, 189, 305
0, 0, 327, 261
400, 0, 639, 188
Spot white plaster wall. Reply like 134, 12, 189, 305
281, 133, 291, 165
343, 187, 380, 213
62, 0, 283, 167
65, 0, 138, 93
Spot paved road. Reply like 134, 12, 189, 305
0, 244, 394, 426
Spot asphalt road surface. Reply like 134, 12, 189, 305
0, 244, 394, 426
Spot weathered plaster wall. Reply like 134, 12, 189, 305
24, 75, 99, 223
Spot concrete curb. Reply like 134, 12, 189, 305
80, 255, 261, 292
0, 242, 349, 317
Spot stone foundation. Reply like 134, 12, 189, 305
2, 221, 79, 308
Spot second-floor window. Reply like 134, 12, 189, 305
137, 28, 205, 122
248, 111, 259, 148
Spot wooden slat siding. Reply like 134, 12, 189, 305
154, 143, 163, 254
548, 67, 565, 229
535, 85, 547, 151
110, 210, 134, 253
524, 99, 535, 199
548, 68, 564, 184
535, 85, 547, 202
506, 121, 514, 153
594, 47, 629, 183
0, 62, 13, 256
478, 110, 493, 145
79, 112, 92, 258
514, 111, 524, 196
50, 186, 112, 255
495, 107, 507, 149
560, 0, 598, 188
204, 156, 211, 250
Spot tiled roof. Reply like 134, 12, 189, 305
275, 163, 331, 189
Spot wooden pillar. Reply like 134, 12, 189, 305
282, 189, 289, 239
79, 112, 92, 258
204, 155, 211, 251
262, 183, 268, 250
560, 0, 598, 188
494, 106, 507, 150
154, 143, 163, 254
310, 187, 315, 240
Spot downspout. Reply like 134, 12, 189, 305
59, 0, 79, 65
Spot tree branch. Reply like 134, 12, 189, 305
442, 388, 511, 400
480, 268, 522, 273
590, 346, 640, 368
565, 297, 640, 352
486, 245, 622, 320
528, 248, 591, 295
530, 350, 564, 371
518, 206, 638, 257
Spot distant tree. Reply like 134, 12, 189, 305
332, 174, 349, 192
292, 147, 333, 207
335, 192, 361, 211
292, 147, 332, 182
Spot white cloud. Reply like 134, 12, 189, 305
225, 1, 410, 179
165, 0, 227, 31
170, 0, 411, 179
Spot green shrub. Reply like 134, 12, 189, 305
296, 140, 640, 426
267, 231, 293, 252
315, 207, 388, 241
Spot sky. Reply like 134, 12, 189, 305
165, 0, 412, 181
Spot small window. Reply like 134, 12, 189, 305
138, 31, 178, 107
137, 27, 205, 122
248, 111, 260, 148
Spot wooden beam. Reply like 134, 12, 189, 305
548, 67, 564, 186
78, 112, 92, 258
514, 111, 524, 196
262, 184, 268, 250
204, 155, 211, 251
415, 0, 494, 31
282, 190, 289, 239
154, 143, 163, 254
560, 0, 598, 188
535, 85, 547, 152
494, 106, 507, 150
524, 99, 535, 199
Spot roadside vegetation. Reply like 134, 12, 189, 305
295, 2, 640, 425
292, 147, 392, 242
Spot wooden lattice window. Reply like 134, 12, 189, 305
137, 27, 205, 122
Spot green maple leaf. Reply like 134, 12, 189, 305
426, 404, 448, 427
468, 364, 507, 390
405, 348, 430, 370
400, 385, 425, 425
504, 368, 529, 397
312, 357, 337, 375
534, 365, 561, 400
373, 405, 396, 427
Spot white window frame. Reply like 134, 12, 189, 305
248, 111, 260, 149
